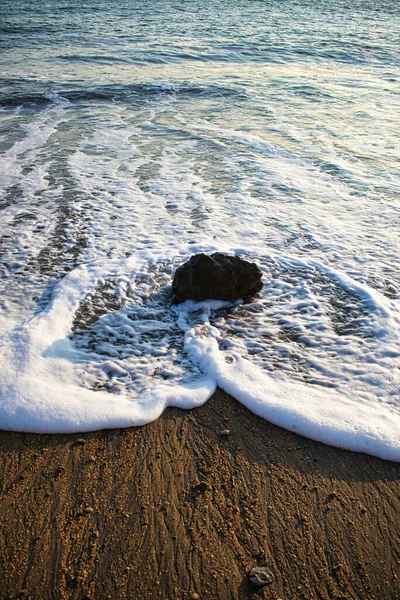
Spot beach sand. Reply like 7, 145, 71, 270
0, 388, 399, 600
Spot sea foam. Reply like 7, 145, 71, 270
0, 246, 399, 461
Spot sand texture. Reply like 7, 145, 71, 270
0, 389, 399, 600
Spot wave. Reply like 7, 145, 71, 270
61, 83, 247, 103
0, 81, 247, 109
56, 54, 132, 65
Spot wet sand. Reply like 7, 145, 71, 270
0, 388, 399, 600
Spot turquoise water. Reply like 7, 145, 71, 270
0, 0, 399, 457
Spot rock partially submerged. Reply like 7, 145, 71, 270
172, 253, 263, 304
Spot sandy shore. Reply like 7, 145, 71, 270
0, 388, 399, 600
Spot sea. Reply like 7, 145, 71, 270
0, 0, 399, 460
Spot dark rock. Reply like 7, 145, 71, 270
248, 566, 274, 589
172, 253, 263, 303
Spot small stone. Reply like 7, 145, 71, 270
88, 456, 96, 463
220, 429, 230, 436
248, 566, 274, 589
76, 438, 85, 445
84, 507, 94, 514
190, 594, 200, 600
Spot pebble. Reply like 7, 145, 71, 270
88, 456, 96, 463
248, 566, 274, 589
190, 594, 200, 600
220, 429, 230, 436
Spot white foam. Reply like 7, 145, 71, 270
185, 327, 400, 461
0, 247, 399, 461
180, 251, 400, 462
0, 251, 216, 433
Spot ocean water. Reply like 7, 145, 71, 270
0, 0, 399, 460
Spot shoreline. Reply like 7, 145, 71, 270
0, 388, 399, 599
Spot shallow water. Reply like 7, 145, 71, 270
0, 0, 399, 459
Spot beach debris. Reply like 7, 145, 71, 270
172, 253, 262, 303
220, 429, 231, 436
248, 565, 275, 589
